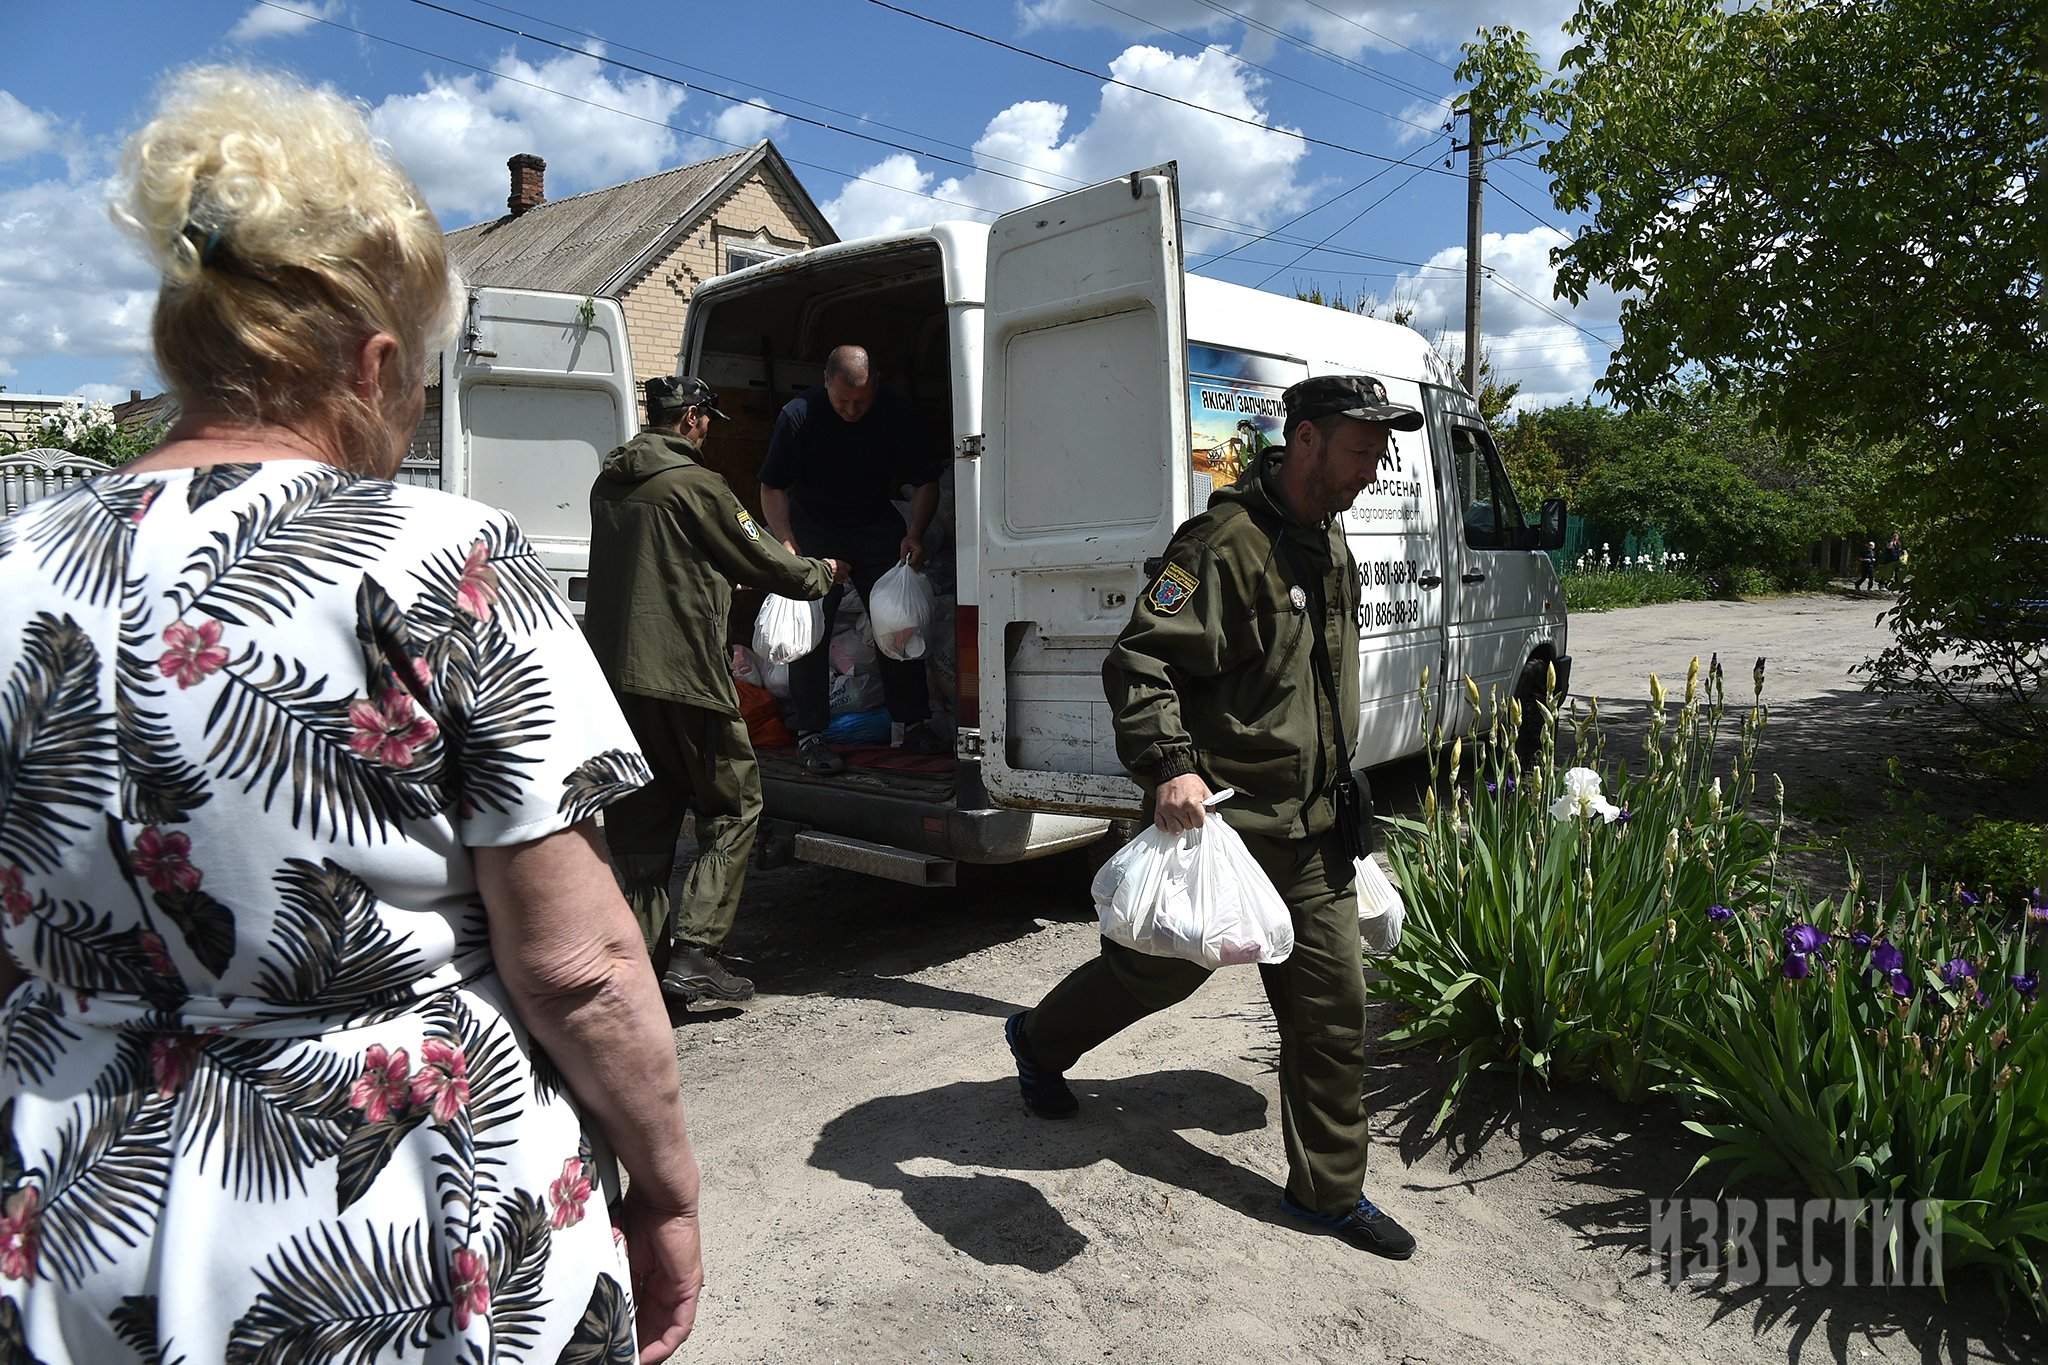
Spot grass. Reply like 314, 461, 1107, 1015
1562, 568, 1710, 613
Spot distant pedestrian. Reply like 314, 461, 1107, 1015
1882, 531, 1907, 587
1854, 539, 1879, 591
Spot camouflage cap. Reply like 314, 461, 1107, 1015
1283, 374, 1424, 432
645, 374, 729, 420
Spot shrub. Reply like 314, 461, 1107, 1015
1943, 819, 2048, 908
1374, 662, 1777, 1125
1660, 882, 2048, 1316
1562, 567, 1708, 613
0, 401, 165, 466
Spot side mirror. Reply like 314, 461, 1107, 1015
1536, 498, 1567, 551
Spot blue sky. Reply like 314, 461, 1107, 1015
1, 0, 1616, 409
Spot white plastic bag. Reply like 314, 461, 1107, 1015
1355, 855, 1405, 955
870, 559, 936, 661
1089, 791, 1294, 968
753, 594, 823, 667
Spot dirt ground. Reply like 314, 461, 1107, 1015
658, 591, 2041, 1364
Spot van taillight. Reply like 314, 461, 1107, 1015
955, 604, 979, 730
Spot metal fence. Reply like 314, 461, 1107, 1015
0, 449, 112, 519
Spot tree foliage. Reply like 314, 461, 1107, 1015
1469, 0, 2046, 746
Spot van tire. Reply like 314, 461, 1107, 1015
1514, 658, 1551, 761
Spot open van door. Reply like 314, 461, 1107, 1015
976, 165, 1189, 817
441, 287, 636, 615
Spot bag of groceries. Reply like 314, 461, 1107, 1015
869, 559, 935, 661
1089, 791, 1293, 968
1354, 855, 1405, 955
753, 594, 823, 667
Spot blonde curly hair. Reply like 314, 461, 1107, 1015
114, 66, 460, 471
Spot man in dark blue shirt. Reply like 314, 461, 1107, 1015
759, 344, 946, 773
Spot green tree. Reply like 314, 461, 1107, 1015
1468, 1, 2046, 745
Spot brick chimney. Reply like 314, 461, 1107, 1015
507, 153, 546, 217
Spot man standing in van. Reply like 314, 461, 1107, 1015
758, 344, 948, 774
586, 374, 845, 1005
1004, 374, 1423, 1261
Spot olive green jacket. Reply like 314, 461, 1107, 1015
1104, 450, 1362, 838
585, 430, 833, 716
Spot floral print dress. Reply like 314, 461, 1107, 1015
0, 461, 655, 1363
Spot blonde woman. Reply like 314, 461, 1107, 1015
0, 68, 701, 1361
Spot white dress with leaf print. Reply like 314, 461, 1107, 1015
0, 460, 655, 1363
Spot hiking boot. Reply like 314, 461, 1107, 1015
1005, 1012, 1078, 1119
798, 732, 845, 775
898, 720, 949, 757
1280, 1192, 1417, 1260
661, 945, 755, 1004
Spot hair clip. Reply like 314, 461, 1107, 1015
181, 221, 227, 268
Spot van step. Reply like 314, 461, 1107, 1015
792, 832, 957, 888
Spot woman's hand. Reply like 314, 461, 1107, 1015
618, 1190, 704, 1362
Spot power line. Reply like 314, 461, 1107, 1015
1252, 159, 1440, 289
1188, 135, 1447, 272
1075, 0, 1441, 136
1287, 0, 1456, 73
1181, 0, 1443, 102
866, 1, 1461, 176
1488, 272, 1617, 343
1488, 181, 1576, 241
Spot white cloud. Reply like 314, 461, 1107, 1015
1391, 226, 1622, 411
72, 382, 133, 405
0, 176, 159, 385
367, 46, 689, 226
822, 44, 1311, 248
1391, 93, 1455, 146
226, 0, 345, 43
707, 98, 788, 149
0, 91, 56, 162
1019, 0, 1580, 67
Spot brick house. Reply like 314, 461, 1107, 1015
411, 140, 836, 477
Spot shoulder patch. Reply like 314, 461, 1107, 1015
1147, 561, 1201, 615
737, 510, 763, 542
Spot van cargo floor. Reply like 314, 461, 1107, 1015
756, 745, 957, 804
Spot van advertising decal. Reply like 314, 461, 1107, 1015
1187, 344, 1297, 510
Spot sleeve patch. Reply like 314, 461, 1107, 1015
1146, 562, 1200, 615
737, 510, 763, 542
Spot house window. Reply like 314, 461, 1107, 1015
723, 241, 788, 274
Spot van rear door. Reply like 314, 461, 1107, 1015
441, 287, 636, 614
976, 165, 1189, 817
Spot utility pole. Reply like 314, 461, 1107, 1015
1461, 103, 1485, 398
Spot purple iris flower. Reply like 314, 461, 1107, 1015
1782, 954, 1812, 981
1850, 932, 1873, 949
1784, 923, 1829, 956
1939, 958, 1976, 987
2013, 974, 2039, 1000
1486, 781, 1496, 795
1889, 971, 1914, 998
1975, 990, 1990, 1008
1615, 807, 1631, 825
1959, 889, 1982, 907
1707, 904, 1734, 924
2028, 905, 2048, 926
1871, 941, 1905, 975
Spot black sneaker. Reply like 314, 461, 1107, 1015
1280, 1192, 1416, 1260
798, 733, 845, 775
1004, 1013, 1078, 1118
898, 721, 949, 757
661, 945, 755, 1003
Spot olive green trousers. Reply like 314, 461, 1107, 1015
1020, 825, 1369, 1217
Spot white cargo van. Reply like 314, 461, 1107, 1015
434, 164, 1569, 886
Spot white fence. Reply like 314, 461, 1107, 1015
0, 449, 113, 519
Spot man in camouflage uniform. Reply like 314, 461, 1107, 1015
585, 375, 844, 1004
1005, 374, 1423, 1260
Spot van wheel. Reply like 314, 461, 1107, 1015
1514, 660, 1551, 761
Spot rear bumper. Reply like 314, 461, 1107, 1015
760, 760, 1110, 865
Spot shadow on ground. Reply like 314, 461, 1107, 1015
809, 1069, 1289, 1273
1364, 1038, 2045, 1365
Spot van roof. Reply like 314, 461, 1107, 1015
698, 218, 1465, 395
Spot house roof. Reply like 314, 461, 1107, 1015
442, 140, 837, 297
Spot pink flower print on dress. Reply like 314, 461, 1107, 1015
0, 866, 31, 926
349, 1045, 412, 1124
158, 620, 229, 689
450, 1246, 491, 1329
150, 1036, 204, 1097
411, 1038, 471, 1124
347, 690, 439, 769
132, 828, 201, 895
456, 539, 499, 621
548, 1156, 592, 1229
0, 1186, 39, 1280
130, 483, 161, 525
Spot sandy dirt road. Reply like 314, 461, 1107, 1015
658, 593, 2034, 1365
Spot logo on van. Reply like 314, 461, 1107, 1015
1148, 562, 1200, 615
738, 511, 763, 542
